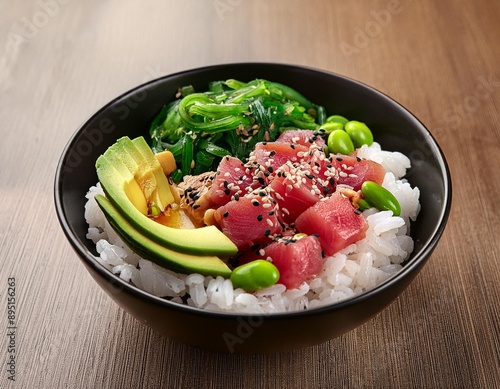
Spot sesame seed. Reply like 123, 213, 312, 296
257, 214, 263, 221
223, 211, 229, 217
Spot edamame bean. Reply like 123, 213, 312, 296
319, 121, 344, 134
230, 259, 280, 292
344, 121, 374, 148
326, 115, 349, 125
361, 181, 401, 216
327, 129, 355, 155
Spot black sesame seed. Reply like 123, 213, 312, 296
234, 193, 240, 201
267, 166, 274, 173
223, 211, 229, 218
268, 211, 275, 216
257, 177, 266, 185
336, 157, 343, 161
305, 173, 314, 180
264, 229, 271, 236
257, 214, 263, 221
193, 204, 200, 210
224, 189, 231, 196
252, 200, 260, 206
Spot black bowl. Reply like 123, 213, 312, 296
54, 63, 451, 353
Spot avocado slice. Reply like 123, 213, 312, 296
95, 195, 232, 277
96, 138, 238, 256
118, 137, 175, 211
97, 153, 149, 215
108, 139, 157, 204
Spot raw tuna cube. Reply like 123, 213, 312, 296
269, 166, 322, 223
262, 235, 324, 289
276, 129, 326, 149
251, 141, 311, 175
295, 192, 368, 256
214, 196, 282, 250
209, 156, 259, 205
330, 155, 385, 191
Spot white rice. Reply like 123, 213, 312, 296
84, 142, 420, 313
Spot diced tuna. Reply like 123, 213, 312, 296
295, 192, 368, 256
251, 141, 311, 176
262, 235, 325, 289
214, 196, 282, 250
330, 155, 385, 191
269, 164, 322, 223
276, 129, 326, 149
208, 156, 258, 205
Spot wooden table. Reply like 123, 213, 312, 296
1, 1, 499, 388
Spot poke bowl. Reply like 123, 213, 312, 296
54, 63, 451, 353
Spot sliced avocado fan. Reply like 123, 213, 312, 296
95, 195, 232, 277
95, 136, 238, 259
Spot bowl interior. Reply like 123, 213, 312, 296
55, 63, 451, 314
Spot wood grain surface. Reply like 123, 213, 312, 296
1, 1, 499, 388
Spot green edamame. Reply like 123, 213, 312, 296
319, 121, 344, 134
230, 259, 280, 292
327, 129, 355, 155
344, 121, 374, 148
361, 181, 401, 216
326, 114, 349, 125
